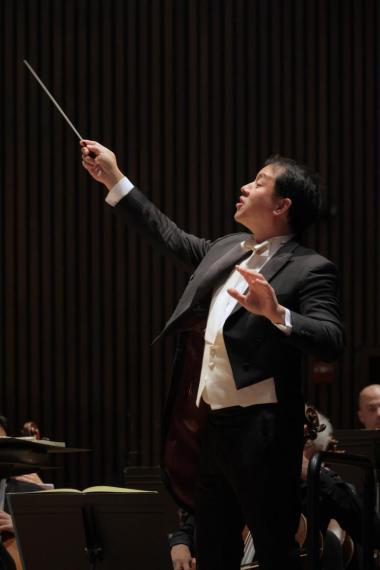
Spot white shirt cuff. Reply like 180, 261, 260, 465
273, 308, 292, 335
105, 176, 135, 207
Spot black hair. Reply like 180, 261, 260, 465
264, 155, 321, 234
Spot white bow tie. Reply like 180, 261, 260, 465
242, 237, 269, 255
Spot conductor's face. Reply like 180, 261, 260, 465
234, 164, 286, 239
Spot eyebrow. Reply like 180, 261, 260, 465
256, 173, 272, 182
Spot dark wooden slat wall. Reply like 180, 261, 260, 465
1, 0, 380, 488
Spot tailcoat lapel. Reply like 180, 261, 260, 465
193, 241, 250, 299
158, 240, 251, 339
259, 242, 298, 282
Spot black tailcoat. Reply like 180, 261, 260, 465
113, 187, 344, 510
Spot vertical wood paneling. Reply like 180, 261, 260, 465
364, 0, 376, 346
1, 0, 380, 487
15, 0, 28, 424
294, 0, 305, 161
199, 1, 210, 239
223, 0, 234, 236
3, 0, 17, 427
376, 2, 380, 348
0, 0, 4, 414
151, 0, 163, 464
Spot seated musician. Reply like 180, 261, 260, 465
0, 414, 47, 570
0, 414, 45, 536
0, 414, 44, 484
169, 406, 380, 570
169, 509, 196, 570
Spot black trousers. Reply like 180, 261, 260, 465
194, 403, 304, 570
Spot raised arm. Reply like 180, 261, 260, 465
81, 141, 211, 271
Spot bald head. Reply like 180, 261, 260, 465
358, 384, 380, 429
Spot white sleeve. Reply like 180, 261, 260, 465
273, 308, 292, 335
105, 176, 135, 207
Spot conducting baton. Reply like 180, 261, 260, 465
23, 59, 95, 157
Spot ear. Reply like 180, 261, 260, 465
273, 197, 292, 217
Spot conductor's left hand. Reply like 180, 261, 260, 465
228, 266, 286, 325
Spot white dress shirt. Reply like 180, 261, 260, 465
196, 234, 292, 409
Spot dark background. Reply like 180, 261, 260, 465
1, 0, 379, 488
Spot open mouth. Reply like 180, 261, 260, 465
236, 196, 245, 209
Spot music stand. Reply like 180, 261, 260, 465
333, 428, 380, 510
333, 429, 380, 471
8, 491, 172, 570
0, 438, 90, 570
0, 437, 90, 479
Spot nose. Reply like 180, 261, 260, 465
240, 185, 249, 196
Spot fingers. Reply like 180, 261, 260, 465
235, 265, 260, 276
80, 140, 123, 191
0, 523, 12, 532
81, 159, 103, 178
80, 140, 103, 160
13, 473, 42, 484
82, 155, 99, 166
235, 266, 273, 294
0, 512, 13, 533
80, 144, 98, 159
80, 139, 101, 154
81, 159, 97, 172
173, 557, 191, 570
80, 142, 101, 170
227, 288, 246, 304
80, 141, 117, 170
82, 154, 97, 165
235, 265, 266, 282
173, 561, 187, 570
171, 546, 193, 570
228, 266, 267, 303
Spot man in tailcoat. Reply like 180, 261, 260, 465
81, 141, 344, 570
